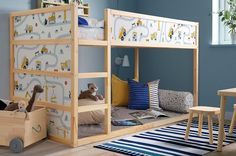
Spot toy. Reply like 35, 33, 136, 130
5, 85, 44, 112
78, 83, 103, 101
26, 85, 44, 112
17, 100, 27, 112
0, 107, 46, 153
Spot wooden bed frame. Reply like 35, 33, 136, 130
9, 4, 199, 147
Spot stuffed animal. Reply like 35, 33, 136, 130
26, 85, 44, 112
4, 101, 19, 111
17, 100, 27, 112
4, 85, 44, 112
78, 83, 104, 101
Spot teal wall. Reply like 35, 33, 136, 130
137, 0, 236, 116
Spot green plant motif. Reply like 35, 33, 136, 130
219, 0, 236, 33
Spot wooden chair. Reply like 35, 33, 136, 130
229, 104, 236, 134
185, 106, 225, 144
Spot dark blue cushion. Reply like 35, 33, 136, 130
128, 79, 149, 110
78, 17, 88, 26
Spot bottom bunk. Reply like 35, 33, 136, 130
77, 83, 194, 146
78, 107, 189, 139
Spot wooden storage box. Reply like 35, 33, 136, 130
0, 107, 47, 152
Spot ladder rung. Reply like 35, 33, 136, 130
78, 40, 108, 47
77, 72, 108, 79
78, 104, 108, 113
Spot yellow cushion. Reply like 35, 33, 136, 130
112, 75, 129, 106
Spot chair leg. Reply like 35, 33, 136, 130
208, 114, 213, 144
198, 113, 203, 136
229, 108, 236, 134
185, 112, 193, 140
218, 114, 226, 141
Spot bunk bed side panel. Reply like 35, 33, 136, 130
11, 6, 75, 146
109, 10, 198, 48
13, 9, 72, 40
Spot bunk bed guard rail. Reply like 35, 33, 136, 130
108, 9, 199, 49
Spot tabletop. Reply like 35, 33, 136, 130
218, 88, 236, 96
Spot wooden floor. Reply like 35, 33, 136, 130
1, 121, 236, 156
1, 137, 236, 156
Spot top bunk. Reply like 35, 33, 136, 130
11, 4, 198, 49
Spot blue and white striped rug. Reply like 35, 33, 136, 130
95, 121, 236, 156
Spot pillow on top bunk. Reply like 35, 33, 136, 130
78, 17, 88, 26
128, 79, 160, 110
78, 17, 104, 28
112, 75, 129, 107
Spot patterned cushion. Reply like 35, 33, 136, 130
159, 89, 193, 113
148, 80, 161, 110
128, 79, 149, 110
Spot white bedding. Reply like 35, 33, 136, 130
78, 27, 104, 40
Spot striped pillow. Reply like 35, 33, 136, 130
128, 79, 149, 110
148, 80, 161, 110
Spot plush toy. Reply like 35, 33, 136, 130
26, 85, 44, 112
4, 101, 19, 111
4, 85, 44, 112
17, 100, 27, 112
78, 83, 104, 101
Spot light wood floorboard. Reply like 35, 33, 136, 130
1, 138, 236, 156
0, 122, 236, 156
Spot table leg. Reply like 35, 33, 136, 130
217, 96, 226, 152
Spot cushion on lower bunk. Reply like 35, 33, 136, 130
148, 80, 161, 110
159, 89, 193, 113
112, 75, 129, 107
128, 79, 161, 110
128, 79, 149, 110
78, 99, 105, 125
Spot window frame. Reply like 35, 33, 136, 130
212, 0, 231, 45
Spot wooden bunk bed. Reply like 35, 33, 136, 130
9, 4, 199, 147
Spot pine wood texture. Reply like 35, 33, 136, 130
0, 107, 47, 147
229, 104, 236, 134
217, 95, 227, 151
186, 106, 222, 144
198, 113, 203, 136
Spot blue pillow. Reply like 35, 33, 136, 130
78, 17, 88, 26
128, 79, 149, 110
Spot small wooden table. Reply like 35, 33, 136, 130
217, 88, 236, 152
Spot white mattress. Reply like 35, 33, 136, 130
78, 27, 104, 40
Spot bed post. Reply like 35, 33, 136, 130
9, 15, 14, 100
71, 4, 79, 147
104, 9, 111, 134
193, 23, 199, 107
134, 48, 139, 81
